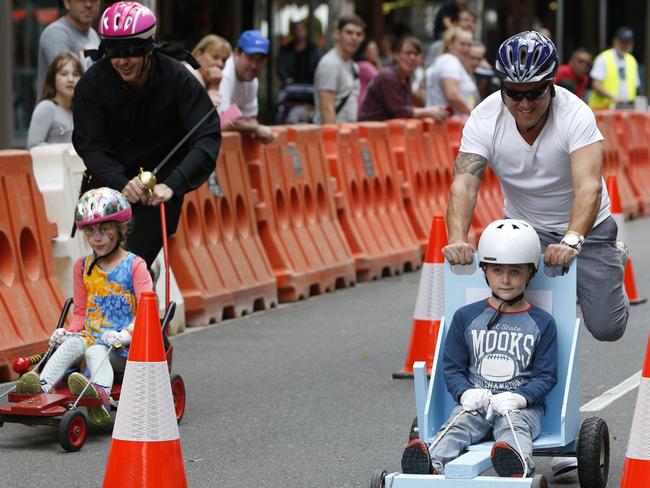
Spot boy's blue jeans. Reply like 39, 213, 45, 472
429, 404, 544, 474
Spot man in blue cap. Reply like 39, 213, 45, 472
220, 29, 274, 143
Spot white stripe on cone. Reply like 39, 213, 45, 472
626, 376, 650, 460
112, 361, 179, 442
413, 263, 444, 321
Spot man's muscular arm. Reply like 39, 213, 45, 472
443, 151, 487, 264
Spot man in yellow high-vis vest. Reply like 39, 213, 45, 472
588, 26, 640, 109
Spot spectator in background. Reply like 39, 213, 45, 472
28, 52, 82, 149
354, 38, 381, 108
187, 35, 232, 108
313, 15, 365, 124
589, 26, 640, 109
359, 37, 447, 122
555, 48, 592, 101
379, 32, 395, 67
36, 0, 100, 97
277, 19, 321, 87
219, 30, 274, 143
425, 27, 475, 115
462, 41, 486, 108
275, 19, 321, 124
426, 7, 477, 68
433, 0, 466, 40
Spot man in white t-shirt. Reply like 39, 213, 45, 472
219, 30, 274, 143
444, 31, 628, 340
313, 15, 365, 124
443, 30, 629, 477
36, 0, 101, 97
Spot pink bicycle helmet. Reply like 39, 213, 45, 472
75, 188, 132, 229
99, 1, 156, 40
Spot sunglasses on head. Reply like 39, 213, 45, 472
105, 45, 149, 59
501, 83, 551, 101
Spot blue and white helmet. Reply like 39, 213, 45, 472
495, 31, 558, 83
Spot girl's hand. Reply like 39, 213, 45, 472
48, 328, 68, 347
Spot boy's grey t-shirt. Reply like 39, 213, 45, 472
27, 100, 74, 148
36, 17, 100, 96
313, 49, 360, 123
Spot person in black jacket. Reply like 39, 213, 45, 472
72, 1, 221, 267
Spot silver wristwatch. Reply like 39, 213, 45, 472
560, 232, 584, 253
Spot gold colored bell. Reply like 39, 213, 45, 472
138, 167, 157, 195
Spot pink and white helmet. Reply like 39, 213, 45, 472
75, 188, 132, 229
99, 1, 156, 40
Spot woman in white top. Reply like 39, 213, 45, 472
425, 27, 476, 115
187, 35, 232, 107
27, 52, 82, 149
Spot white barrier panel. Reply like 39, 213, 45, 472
30, 143, 186, 336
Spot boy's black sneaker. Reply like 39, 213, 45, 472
491, 441, 532, 477
401, 439, 434, 475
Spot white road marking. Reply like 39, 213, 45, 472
580, 370, 641, 412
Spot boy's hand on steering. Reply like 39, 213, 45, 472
486, 392, 527, 420
460, 388, 492, 412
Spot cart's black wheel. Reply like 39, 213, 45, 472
58, 409, 87, 452
577, 416, 609, 488
409, 416, 419, 441
170, 373, 186, 424
370, 469, 387, 488
531, 474, 549, 488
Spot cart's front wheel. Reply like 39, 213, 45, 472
58, 409, 87, 452
370, 469, 387, 488
170, 373, 186, 424
577, 416, 609, 488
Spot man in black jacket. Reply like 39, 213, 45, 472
72, 1, 221, 267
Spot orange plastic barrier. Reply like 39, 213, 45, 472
446, 115, 466, 157
595, 110, 639, 218
421, 119, 454, 222
356, 122, 423, 262
387, 119, 445, 252
421, 118, 496, 243
0, 150, 66, 381
615, 111, 650, 216
322, 124, 421, 280
243, 126, 356, 302
169, 133, 278, 325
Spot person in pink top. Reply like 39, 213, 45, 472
354, 38, 381, 108
15, 188, 152, 426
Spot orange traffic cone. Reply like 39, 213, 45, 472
393, 216, 447, 379
606, 176, 647, 305
103, 291, 187, 488
620, 332, 650, 486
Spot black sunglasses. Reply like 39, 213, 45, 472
105, 45, 149, 59
501, 83, 551, 102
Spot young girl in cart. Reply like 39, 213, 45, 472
401, 219, 558, 477
15, 187, 152, 426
